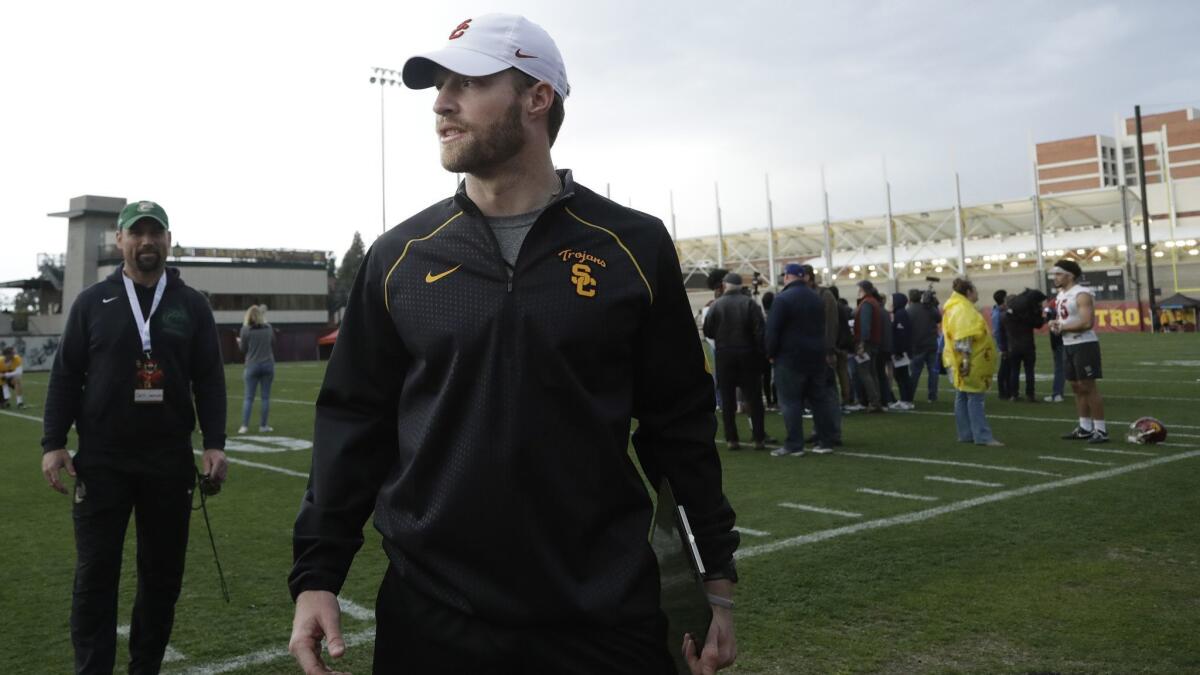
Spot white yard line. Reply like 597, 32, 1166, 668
839, 452, 1060, 477
0, 408, 43, 423
737, 449, 1200, 560
734, 526, 772, 537
118, 625, 185, 663
1159, 442, 1199, 448
1039, 455, 1114, 466
924, 475, 1003, 487
857, 488, 939, 502
1172, 433, 1200, 439
778, 503, 862, 518
191, 450, 309, 479
901, 409, 1200, 431
168, 628, 377, 675
272, 398, 314, 405
339, 597, 375, 622
1079, 447, 1157, 457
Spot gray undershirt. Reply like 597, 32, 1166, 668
488, 210, 542, 275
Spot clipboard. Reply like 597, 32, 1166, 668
650, 478, 713, 674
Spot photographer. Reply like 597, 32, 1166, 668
1001, 289, 1047, 402
907, 284, 943, 403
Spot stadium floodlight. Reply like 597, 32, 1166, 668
1189, 249, 1199, 256
983, 263, 992, 270
1092, 255, 1102, 262
963, 258, 972, 264
370, 66, 404, 235
1154, 251, 1164, 258
1010, 261, 1019, 268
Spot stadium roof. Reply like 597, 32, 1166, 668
676, 179, 1200, 286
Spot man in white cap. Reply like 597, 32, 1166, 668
288, 14, 737, 675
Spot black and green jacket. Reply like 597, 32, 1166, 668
42, 266, 226, 473
290, 170, 738, 625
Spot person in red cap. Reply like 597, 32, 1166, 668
288, 14, 737, 675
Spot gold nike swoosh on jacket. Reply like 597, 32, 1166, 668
425, 264, 462, 283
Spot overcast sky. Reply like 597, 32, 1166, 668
3, 0, 1199, 287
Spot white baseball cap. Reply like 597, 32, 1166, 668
402, 14, 570, 99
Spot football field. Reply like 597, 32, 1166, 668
3, 332, 1198, 673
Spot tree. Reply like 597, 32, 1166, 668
333, 232, 366, 312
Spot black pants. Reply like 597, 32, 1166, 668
373, 566, 675, 674
71, 459, 193, 675
715, 349, 765, 444
894, 362, 913, 403
997, 353, 1012, 398
1008, 350, 1036, 399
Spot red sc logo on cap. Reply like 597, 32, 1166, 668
449, 19, 471, 40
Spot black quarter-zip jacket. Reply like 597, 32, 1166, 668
290, 170, 738, 626
42, 266, 226, 473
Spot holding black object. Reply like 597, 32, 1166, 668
40, 200, 228, 674
652, 479, 714, 675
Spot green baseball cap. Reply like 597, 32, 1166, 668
117, 200, 169, 230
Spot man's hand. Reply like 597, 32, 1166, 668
202, 449, 228, 484
41, 449, 75, 494
684, 580, 737, 674
289, 590, 348, 675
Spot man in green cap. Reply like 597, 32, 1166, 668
42, 200, 228, 674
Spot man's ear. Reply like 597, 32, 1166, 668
527, 80, 555, 118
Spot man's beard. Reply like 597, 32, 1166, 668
134, 249, 164, 273
440, 100, 525, 174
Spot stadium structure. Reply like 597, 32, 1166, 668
0, 195, 332, 368
677, 109, 1200, 321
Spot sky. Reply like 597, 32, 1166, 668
2, 0, 1199, 287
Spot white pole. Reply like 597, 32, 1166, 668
669, 190, 677, 241
821, 166, 834, 283
715, 181, 725, 269
883, 158, 896, 294
765, 173, 776, 287
954, 172, 966, 276
1114, 114, 1138, 301
1029, 136, 1046, 290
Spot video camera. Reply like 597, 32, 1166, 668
749, 271, 765, 297
921, 276, 940, 306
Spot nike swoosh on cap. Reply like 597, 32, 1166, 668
425, 264, 462, 283
514, 48, 538, 59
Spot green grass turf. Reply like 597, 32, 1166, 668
2, 333, 1198, 673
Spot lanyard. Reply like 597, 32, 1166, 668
123, 271, 167, 353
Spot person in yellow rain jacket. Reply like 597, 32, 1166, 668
941, 278, 1003, 446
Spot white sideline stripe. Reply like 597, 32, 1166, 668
734, 526, 772, 537
118, 625, 185, 663
169, 628, 377, 675
857, 488, 939, 502
737, 450, 1200, 560
273, 398, 314, 405
1080, 447, 1157, 457
0, 408, 42, 422
339, 597, 376, 622
924, 475, 1003, 488
191, 450, 309, 479
778, 502, 862, 518
840, 452, 1060, 477
903, 410, 1200, 431
1039, 455, 1114, 466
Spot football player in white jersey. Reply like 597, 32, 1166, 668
1047, 259, 1108, 443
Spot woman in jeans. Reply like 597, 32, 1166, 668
941, 278, 1002, 446
237, 305, 276, 433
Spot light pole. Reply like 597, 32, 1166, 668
369, 67, 402, 234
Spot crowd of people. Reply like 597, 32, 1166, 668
698, 257, 1110, 453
